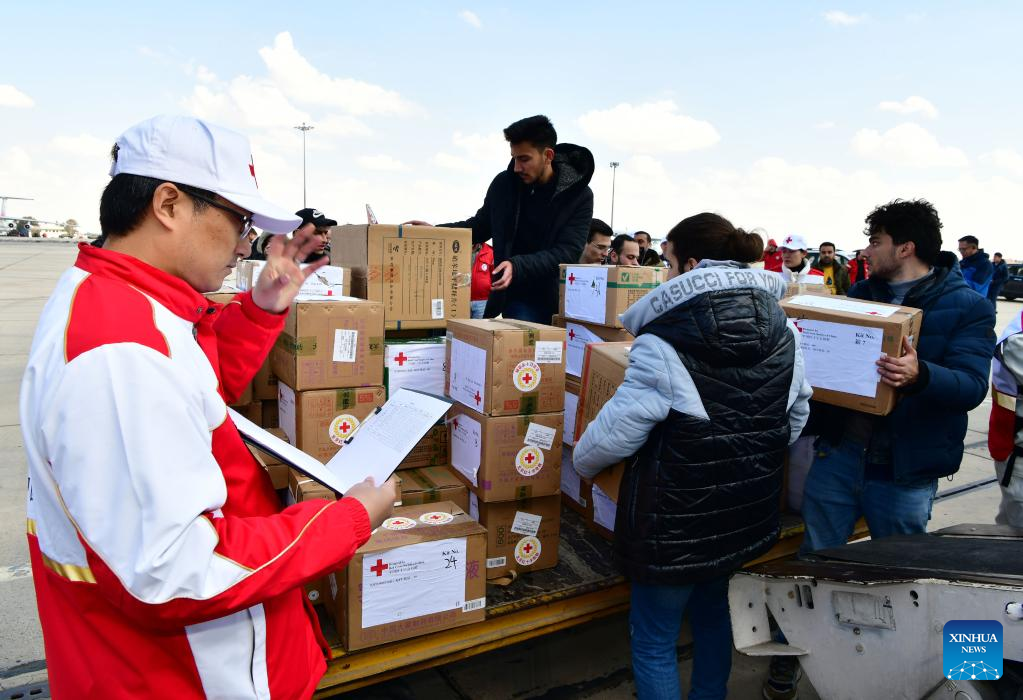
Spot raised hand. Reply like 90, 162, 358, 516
251, 224, 329, 313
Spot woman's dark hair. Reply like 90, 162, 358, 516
666, 213, 764, 264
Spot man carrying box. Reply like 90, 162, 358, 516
801, 199, 996, 552
20, 115, 397, 699
408, 115, 594, 322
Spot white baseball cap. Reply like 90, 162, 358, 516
778, 233, 809, 251
109, 115, 301, 234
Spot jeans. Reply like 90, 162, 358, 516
501, 298, 552, 323
630, 577, 733, 700
470, 300, 487, 319
800, 438, 938, 554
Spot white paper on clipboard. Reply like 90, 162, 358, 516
231, 388, 451, 495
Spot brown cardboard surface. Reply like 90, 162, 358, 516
446, 319, 566, 416
260, 399, 278, 429
230, 399, 261, 424
576, 342, 632, 443
589, 462, 625, 541
328, 501, 487, 651
469, 494, 560, 579
396, 423, 450, 469
330, 224, 471, 329
248, 430, 290, 489
252, 356, 279, 401
399, 467, 470, 512
564, 378, 581, 446
448, 404, 563, 502
277, 384, 386, 463
270, 299, 384, 391
551, 314, 634, 378
558, 264, 663, 328
780, 296, 923, 415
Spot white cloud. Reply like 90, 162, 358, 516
980, 148, 1023, 177
357, 154, 411, 172
459, 10, 482, 29
814, 121, 836, 130
433, 152, 477, 172
196, 65, 218, 84
852, 123, 968, 168
824, 10, 866, 25
433, 130, 508, 172
0, 84, 34, 108
577, 100, 720, 154
878, 96, 939, 119
49, 134, 110, 159
258, 32, 415, 116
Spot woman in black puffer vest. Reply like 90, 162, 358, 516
574, 213, 812, 700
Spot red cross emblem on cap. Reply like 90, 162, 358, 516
784, 236, 793, 244
394, 352, 408, 366
370, 559, 388, 576
249, 156, 258, 187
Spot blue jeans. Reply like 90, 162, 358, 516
501, 298, 552, 323
470, 300, 487, 318
800, 438, 938, 554
630, 577, 733, 700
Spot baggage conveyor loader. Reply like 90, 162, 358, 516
729, 524, 1023, 700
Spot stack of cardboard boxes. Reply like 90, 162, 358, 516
445, 319, 567, 580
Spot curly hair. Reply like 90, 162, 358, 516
864, 199, 943, 265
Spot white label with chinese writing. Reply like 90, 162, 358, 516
361, 537, 468, 628
449, 338, 488, 411
565, 322, 605, 377
462, 597, 486, 613
431, 298, 444, 320
592, 484, 617, 532
333, 329, 359, 363
524, 422, 557, 451
385, 342, 447, 397
450, 413, 482, 487
277, 383, 297, 445
787, 294, 899, 318
564, 390, 579, 446
534, 340, 564, 364
486, 556, 507, 569
510, 511, 542, 537
561, 447, 582, 505
564, 266, 609, 324
791, 319, 884, 398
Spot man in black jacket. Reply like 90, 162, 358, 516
410, 116, 594, 321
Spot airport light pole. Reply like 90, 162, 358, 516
609, 162, 620, 229
294, 123, 314, 208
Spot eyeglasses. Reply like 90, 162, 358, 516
178, 185, 254, 240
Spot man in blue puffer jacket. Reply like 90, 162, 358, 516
801, 199, 997, 553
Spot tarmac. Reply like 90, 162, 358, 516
0, 238, 1018, 698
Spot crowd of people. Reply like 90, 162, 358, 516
20, 112, 1021, 700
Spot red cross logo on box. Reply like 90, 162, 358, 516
474, 391, 481, 405
568, 273, 576, 284
370, 559, 388, 577
394, 352, 408, 366
568, 329, 576, 340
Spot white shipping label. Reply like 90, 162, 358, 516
469, 492, 479, 522
592, 484, 617, 532
534, 340, 564, 364
462, 597, 486, 613
300, 265, 345, 296
561, 447, 582, 505
791, 319, 884, 398
449, 338, 488, 411
385, 342, 447, 398
563, 390, 579, 446
486, 556, 507, 569
565, 323, 605, 377
333, 329, 359, 363
450, 413, 483, 487
510, 511, 542, 537
564, 266, 609, 324
787, 294, 899, 318
524, 422, 557, 451
277, 383, 297, 445
431, 299, 444, 320
361, 537, 468, 629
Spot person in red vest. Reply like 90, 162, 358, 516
990, 309, 1023, 526
848, 249, 870, 283
762, 238, 783, 272
471, 241, 494, 318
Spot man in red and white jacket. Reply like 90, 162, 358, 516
20, 115, 397, 699
990, 309, 1023, 526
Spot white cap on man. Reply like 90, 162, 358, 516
109, 115, 301, 233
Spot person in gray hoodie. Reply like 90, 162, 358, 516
574, 213, 812, 700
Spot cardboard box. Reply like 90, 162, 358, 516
327, 501, 487, 651
237, 261, 352, 297
564, 379, 581, 447
399, 467, 470, 512
252, 356, 279, 401
449, 404, 563, 502
278, 384, 387, 463
282, 469, 335, 606
270, 298, 384, 391
330, 224, 472, 330
560, 445, 592, 520
397, 423, 450, 469
780, 295, 923, 415
248, 427, 290, 489
385, 339, 446, 399
576, 342, 632, 442
552, 314, 634, 379
446, 319, 566, 417
230, 399, 261, 424
229, 381, 254, 409
559, 264, 662, 328
589, 462, 625, 541
203, 291, 239, 306
468, 494, 560, 579
260, 399, 278, 429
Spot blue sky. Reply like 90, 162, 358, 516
2, 2, 1022, 255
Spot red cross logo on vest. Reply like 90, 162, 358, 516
370, 559, 388, 576
394, 352, 408, 366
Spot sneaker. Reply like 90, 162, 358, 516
762, 655, 803, 700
